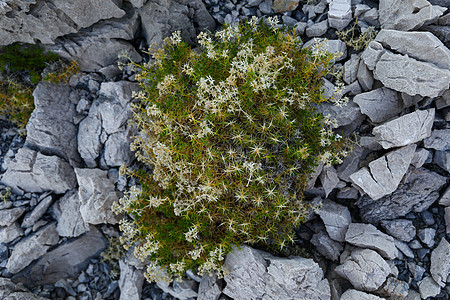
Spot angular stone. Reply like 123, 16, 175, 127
0, 222, 24, 244
0, 278, 49, 300
99, 81, 140, 107
75, 168, 120, 225
408, 262, 426, 281
328, 0, 352, 30
344, 54, 361, 84
445, 207, 450, 234
380, 219, 416, 242
411, 148, 430, 168
379, 0, 446, 31
305, 20, 329, 37
350, 144, 416, 201
335, 249, 390, 292
197, 274, 222, 300
6, 223, 59, 274
373, 51, 450, 98
157, 277, 198, 300
394, 239, 414, 258
0, 148, 77, 194
318, 199, 352, 242
353, 88, 402, 123
440, 186, 450, 206
430, 238, 450, 287
418, 276, 441, 299
357, 60, 373, 91
311, 231, 343, 261
319, 166, 339, 197
375, 29, 450, 70
373, 109, 434, 149
357, 168, 447, 224
272, 0, 299, 13
361, 41, 385, 71
314, 100, 364, 134
303, 38, 347, 62
102, 127, 134, 168
77, 106, 102, 168
435, 150, 450, 172
340, 289, 384, 300
345, 223, 398, 259
26, 82, 81, 166
53, 190, 89, 237
119, 259, 145, 300
14, 226, 107, 286
378, 277, 409, 299
417, 228, 436, 248
424, 129, 450, 151
21, 195, 53, 228
0, 207, 26, 227
223, 245, 330, 300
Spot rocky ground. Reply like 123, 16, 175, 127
0, 0, 449, 299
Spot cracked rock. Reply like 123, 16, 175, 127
319, 166, 340, 197
119, 259, 145, 300
0, 278, 49, 300
424, 129, 450, 151
430, 238, 450, 287
197, 273, 223, 300
0, 222, 24, 244
373, 109, 434, 149
318, 199, 352, 242
0, 207, 26, 227
311, 231, 343, 261
53, 190, 89, 238
21, 195, 53, 228
353, 87, 402, 123
350, 144, 416, 200
380, 219, 416, 242
328, 0, 352, 30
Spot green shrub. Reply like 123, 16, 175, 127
114, 17, 348, 282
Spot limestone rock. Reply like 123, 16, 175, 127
6, 223, 59, 274
272, 0, 299, 13
353, 87, 402, 123
344, 54, 361, 84
357, 60, 374, 91
379, 0, 446, 31
418, 276, 441, 299
373, 109, 434, 149
378, 277, 409, 299
361, 41, 385, 71
318, 199, 352, 242
223, 245, 330, 300
319, 166, 340, 197
311, 231, 343, 261
303, 39, 347, 62
75, 168, 120, 225
0, 222, 24, 244
340, 289, 384, 300
197, 274, 223, 300
119, 259, 145, 300
380, 219, 416, 242
350, 144, 416, 200
21, 195, 53, 228
102, 127, 134, 167
335, 249, 390, 292
430, 238, 450, 287
314, 100, 364, 134
99, 81, 140, 107
328, 0, 352, 30
0, 148, 77, 194
424, 129, 450, 151
77, 106, 103, 168
411, 148, 430, 168
373, 51, 450, 98
357, 168, 447, 224
345, 223, 398, 259
0, 207, 26, 227
305, 20, 329, 37
0, 278, 49, 300
435, 150, 450, 172
53, 190, 89, 237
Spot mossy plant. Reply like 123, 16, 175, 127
114, 17, 348, 282
336, 20, 378, 50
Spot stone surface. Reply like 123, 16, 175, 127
435, 150, 450, 172
408, 262, 426, 282
380, 219, 416, 242
223, 245, 330, 300
21, 195, 53, 228
373, 109, 434, 149
0, 0, 125, 45
0, 278, 49, 300
411, 148, 430, 168
361, 41, 385, 72
119, 259, 145, 300
350, 144, 416, 200
353, 88, 402, 123
272, 0, 299, 13
319, 166, 340, 197
318, 199, 352, 242
305, 20, 329, 37
440, 186, 450, 206
0, 207, 26, 227
394, 239, 414, 258
417, 228, 436, 247
77, 105, 103, 168
445, 207, 450, 234
378, 277, 409, 299
344, 54, 361, 84
53, 190, 89, 237
0, 222, 24, 244
197, 274, 222, 300
14, 226, 107, 286
375, 29, 450, 70
6, 223, 59, 274
418, 276, 441, 299
357, 168, 447, 223
379, 0, 446, 31
340, 289, 383, 300
314, 100, 364, 134
310, 231, 343, 261
328, 0, 352, 30
102, 127, 134, 167
0, 148, 77, 194
357, 59, 374, 91
373, 51, 450, 98
345, 223, 398, 259
424, 129, 450, 151
26, 82, 81, 166
335, 248, 390, 292
303, 38, 347, 62
430, 238, 450, 287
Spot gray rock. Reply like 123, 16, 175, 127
361, 41, 385, 71
318, 199, 352, 242
411, 148, 430, 168
380, 219, 416, 242
344, 54, 361, 84
303, 38, 347, 62
445, 207, 450, 234
319, 166, 340, 197
340, 289, 384, 300
440, 186, 450, 206
424, 129, 450, 151
102, 127, 134, 168
0, 0, 125, 45
157, 276, 198, 300
360, 8, 379, 27
14, 226, 107, 286
302, 0, 327, 18
375, 29, 450, 70
335, 248, 390, 292
408, 262, 426, 281
77, 106, 103, 168
0, 207, 26, 227
350, 144, 416, 201
353, 88, 402, 123
314, 100, 364, 134
430, 238, 450, 287
99, 81, 140, 107
75, 168, 120, 225
119, 259, 145, 300
435, 150, 450, 172
198, 274, 222, 300
0, 148, 77, 194
129, 0, 148, 8
345, 223, 398, 259
373, 109, 434, 149
0, 278, 49, 300
21, 195, 53, 228
97, 99, 132, 136
342, 80, 362, 96
305, 20, 329, 37
311, 231, 343, 261
0, 222, 24, 244
356, 168, 447, 224
357, 57, 374, 91
223, 245, 330, 300
141, 0, 216, 48
6, 223, 59, 274
394, 239, 414, 258
53, 190, 89, 237
378, 277, 409, 299
373, 51, 450, 98
379, 0, 446, 31
417, 228, 436, 247
328, 0, 352, 30
26, 82, 81, 166
418, 276, 441, 299
272, 0, 300, 13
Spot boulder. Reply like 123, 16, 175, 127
430, 238, 450, 287
328, 0, 352, 30
373, 109, 434, 149
1, 148, 77, 195
0, 278, 49, 300
53, 190, 89, 237
77, 105, 103, 168
353, 88, 402, 123
119, 259, 145, 300
318, 199, 352, 242
102, 127, 134, 167
350, 144, 416, 200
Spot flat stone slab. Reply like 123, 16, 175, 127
353, 87, 402, 123
53, 190, 89, 237
350, 145, 416, 200
373, 109, 434, 149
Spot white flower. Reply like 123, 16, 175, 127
169, 31, 182, 45
185, 225, 199, 242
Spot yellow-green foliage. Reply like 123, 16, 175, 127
43, 60, 79, 84
114, 17, 348, 282
336, 21, 378, 50
101, 236, 127, 280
